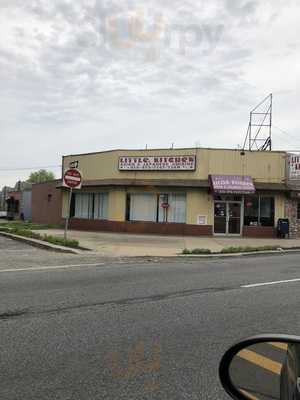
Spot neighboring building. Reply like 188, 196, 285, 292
6, 190, 22, 220
32, 180, 62, 225
285, 153, 300, 238
4, 181, 33, 220
0, 186, 13, 211
21, 189, 32, 221
47, 147, 300, 238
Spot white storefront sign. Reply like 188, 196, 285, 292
197, 215, 207, 225
119, 155, 196, 171
288, 153, 300, 180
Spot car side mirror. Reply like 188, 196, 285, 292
219, 335, 300, 400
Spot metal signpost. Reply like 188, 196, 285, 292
63, 168, 82, 240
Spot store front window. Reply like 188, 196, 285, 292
127, 192, 186, 223
244, 196, 275, 227
129, 193, 157, 222
158, 194, 186, 223
73, 193, 108, 220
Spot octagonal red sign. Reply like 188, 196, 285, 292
63, 169, 82, 189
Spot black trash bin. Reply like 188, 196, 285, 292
277, 218, 290, 238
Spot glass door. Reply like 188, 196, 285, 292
214, 202, 227, 234
214, 201, 242, 235
228, 202, 242, 235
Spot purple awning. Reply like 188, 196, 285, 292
210, 175, 255, 194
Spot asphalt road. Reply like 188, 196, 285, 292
1, 236, 300, 400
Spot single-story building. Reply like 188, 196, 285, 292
41, 147, 299, 238
32, 180, 62, 225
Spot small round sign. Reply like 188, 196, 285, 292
64, 168, 82, 189
161, 203, 169, 209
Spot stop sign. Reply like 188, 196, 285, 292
63, 168, 82, 189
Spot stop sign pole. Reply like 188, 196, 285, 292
63, 168, 82, 241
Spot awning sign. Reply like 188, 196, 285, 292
210, 175, 255, 194
118, 156, 196, 171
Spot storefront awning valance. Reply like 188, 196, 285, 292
209, 175, 256, 194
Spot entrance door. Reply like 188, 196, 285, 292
228, 202, 242, 235
214, 202, 227, 234
214, 201, 242, 235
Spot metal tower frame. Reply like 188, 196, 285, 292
243, 94, 273, 151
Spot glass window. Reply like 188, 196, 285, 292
260, 197, 274, 227
158, 194, 169, 223
74, 193, 93, 219
94, 193, 108, 220
244, 196, 259, 226
129, 193, 157, 222
167, 194, 186, 223
158, 193, 186, 223
244, 196, 274, 227
74, 193, 108, 220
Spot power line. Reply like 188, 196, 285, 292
273, 125, 300, 144
0, 165, 62, 172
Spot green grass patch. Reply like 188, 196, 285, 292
10, 228, 42, 240
0, 226, 79, 249
0, 221, 64, 230
182, 245, 280, 255
182, 248, 212, 255
42, 234, 79, 249
220, 245, 280, 254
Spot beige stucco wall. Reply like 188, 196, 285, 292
62, 148, 286, 184
186, 190, 213, 225
275, 194, 285, 223
108, 190, 126, 221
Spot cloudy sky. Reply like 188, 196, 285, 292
1, 0, 300, 187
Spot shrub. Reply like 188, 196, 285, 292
0, 226, 79, 249
10, 228, 42, 240
190, 248, 211, 255
42, 234, 79, 248
182, 248, 211, 255
182, 248, 191, 255
0, 222, 64, 230
220, 246, 279, 254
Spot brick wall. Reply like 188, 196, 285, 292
69, 218, 213, 236
32, 181, 63, 225
243, 226, 277, 238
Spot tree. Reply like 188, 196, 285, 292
27, 169, 56, 184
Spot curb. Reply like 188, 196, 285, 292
0, 232, 81, 254
178, 248, 300, 259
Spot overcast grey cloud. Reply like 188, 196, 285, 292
1, 0, 300, 186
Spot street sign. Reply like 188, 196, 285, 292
63, 169, 82, 189
63, 168, 82, 241
69, 160, 79, 169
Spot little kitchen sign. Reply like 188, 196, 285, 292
118, 155, 196, 171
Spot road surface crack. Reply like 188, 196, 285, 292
0, 286, 238, 321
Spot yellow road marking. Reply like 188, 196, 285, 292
238, 349, 282, 375
239, 388, 259, 400
268, 342, 288, 350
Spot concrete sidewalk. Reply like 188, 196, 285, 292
34, 229, 300, 257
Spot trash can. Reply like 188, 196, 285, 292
277, 218, 290, 238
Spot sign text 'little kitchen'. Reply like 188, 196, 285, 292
118, 156, 196, 171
